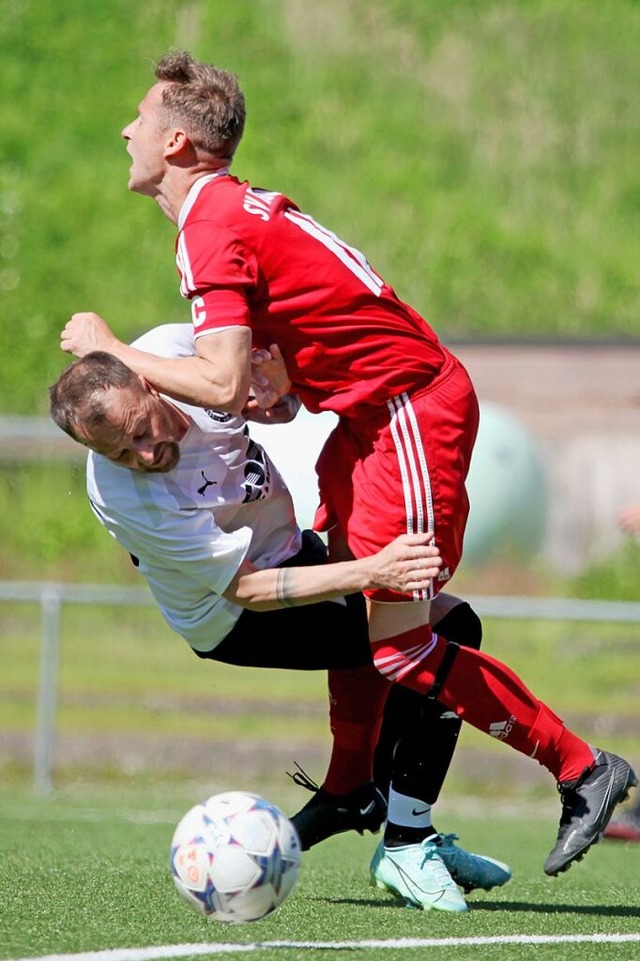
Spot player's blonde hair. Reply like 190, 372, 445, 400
154, 50, 246, 161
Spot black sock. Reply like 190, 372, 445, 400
383, 824, 439, 847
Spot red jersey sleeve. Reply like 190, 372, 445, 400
177, 221, 256, 333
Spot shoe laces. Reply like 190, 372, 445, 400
287, 761, 319, 794
436, 833, 480, 873
435, 833, 462, 859
419, 840, 457, 886
556, 761, 598, 823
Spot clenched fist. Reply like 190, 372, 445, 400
60, 312, 120, 358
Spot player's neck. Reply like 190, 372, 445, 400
155, 164, 228, 225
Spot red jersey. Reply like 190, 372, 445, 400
176, 172, 450, 416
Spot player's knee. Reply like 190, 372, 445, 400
433, 600, 482, 650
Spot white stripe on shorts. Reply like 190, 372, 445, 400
387, 391, 435, 601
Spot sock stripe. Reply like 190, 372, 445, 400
374, 634, 439, 682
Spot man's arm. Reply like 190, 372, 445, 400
222, 533, 442, 611
61, 312, 252, 413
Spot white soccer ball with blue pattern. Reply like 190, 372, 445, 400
170, 791, 301, 923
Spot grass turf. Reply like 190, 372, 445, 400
1, 782, 639, 961
2, 600, 639, 959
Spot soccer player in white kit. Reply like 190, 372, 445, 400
51, 324, 513, 912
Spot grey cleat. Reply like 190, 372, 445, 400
544, 750, 638, 876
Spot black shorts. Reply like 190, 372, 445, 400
195, 531, 372, 670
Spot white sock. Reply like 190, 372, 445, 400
387, 786, 434, 831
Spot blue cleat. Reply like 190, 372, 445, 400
435, 833, 512, 893
370, 838, 469, 913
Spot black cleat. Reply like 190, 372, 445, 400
288, 764, 387, 851
544, 749, 638, 876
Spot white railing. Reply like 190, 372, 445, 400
2, 581, 640, 794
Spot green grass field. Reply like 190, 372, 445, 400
2, 603, 639, 960
2, 781, 640, 961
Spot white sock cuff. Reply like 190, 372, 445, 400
387, 787, 432, 828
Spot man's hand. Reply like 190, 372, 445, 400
60, 312, 121, 357
250, 344, 292, 409
368, 533, 442, 593
242, 393, 301, 424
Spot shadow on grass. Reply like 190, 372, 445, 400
313, 896, 640, 918
469, 900, 640, 918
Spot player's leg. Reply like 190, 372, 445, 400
372, 595, 511, 895
279, 527, 391, 848
326, 364, 636, 884
199, 531, 390, 848
315, 532, 482, 910
287, 662, 390, 851
374, 594, 481, 805
369, 600, 637, 877
312, 400, 501, 910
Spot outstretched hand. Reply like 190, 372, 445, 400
369, 533, 442, 593
61, 312, 120, 358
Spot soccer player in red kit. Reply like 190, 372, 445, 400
61, 50, 637, 902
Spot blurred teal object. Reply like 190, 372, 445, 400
464, 402, 548, 565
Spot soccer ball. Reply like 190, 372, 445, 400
169, 791, 301, 923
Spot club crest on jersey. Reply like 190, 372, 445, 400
205, 409, 233, 423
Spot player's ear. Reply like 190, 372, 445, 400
164, 127, 191, 159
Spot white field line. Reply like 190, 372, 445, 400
8, 933, 640, 961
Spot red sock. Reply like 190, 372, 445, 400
323, 665, 391, 795
372, 626, 595, 783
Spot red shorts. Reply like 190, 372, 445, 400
313, 353, 479, 602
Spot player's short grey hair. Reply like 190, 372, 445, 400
49, 352, 142, 443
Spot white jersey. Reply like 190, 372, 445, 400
86, 324, 301, 652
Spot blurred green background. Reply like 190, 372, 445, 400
2, 0, 640, 583
0, 0, 639, 792
0, 0, 640, 579
3, 0, 640, 415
